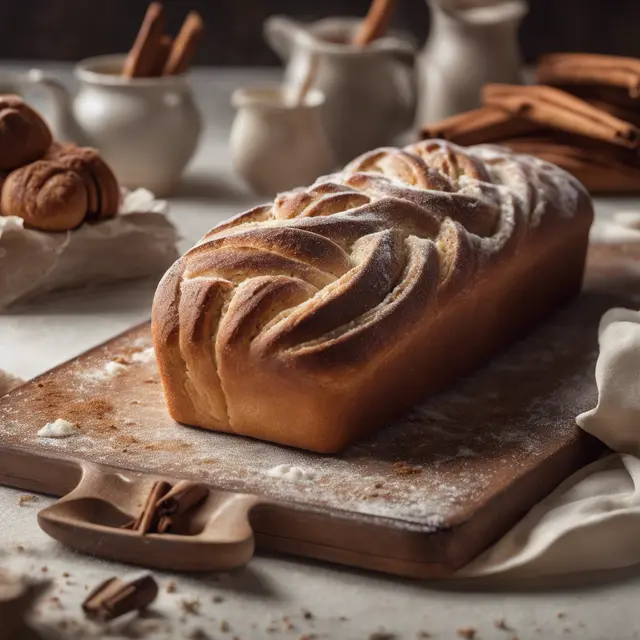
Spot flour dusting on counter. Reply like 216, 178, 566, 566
37, 419, 77, 438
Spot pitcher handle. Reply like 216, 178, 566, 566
25, 68, 88, 145
264, 15, 300, 61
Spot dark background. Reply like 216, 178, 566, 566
0, 0, 638, 65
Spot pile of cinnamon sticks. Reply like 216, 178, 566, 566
123, 2, 204, 78
420, 53, 640, 193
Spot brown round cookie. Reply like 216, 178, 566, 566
0, 95, 52, 171
45, 143, 120, 220
1, 160, 88, 231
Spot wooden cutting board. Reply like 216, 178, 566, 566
0, 244, 638, 579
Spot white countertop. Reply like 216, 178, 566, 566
1, 63, 640, 640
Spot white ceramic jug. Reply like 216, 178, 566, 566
264, 16, 417, 164
230, 85, 335, 197
23, 54, 202, 195
418, 0, 528, 125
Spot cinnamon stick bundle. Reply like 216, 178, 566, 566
419, 106, 542, 145
483, 84, 640, 149
537, 53, 640, 98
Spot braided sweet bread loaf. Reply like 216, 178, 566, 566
152, 140, 593, 452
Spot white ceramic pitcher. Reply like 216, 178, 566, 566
230, 85, 335, 197
264, 16, 418, 164
418, 0, 528, 125
23, 54, 202, 195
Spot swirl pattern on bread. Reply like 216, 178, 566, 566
152, 140, 593, 452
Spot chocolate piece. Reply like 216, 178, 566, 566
82, 575, 158, 622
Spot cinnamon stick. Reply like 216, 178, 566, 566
353, 0, 398, 46
419, 106, 542, 145
536, 53, 640, 98
163, 11, 204, 76
498, 138, 640, 193
82, 575, 158, 622
122, 2, 166, 78
132, 480, 170, 534
483, 84, 640, 149
148, 35, 173, 77
154, 480, 209, 534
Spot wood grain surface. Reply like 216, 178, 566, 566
0, 244, 638, 577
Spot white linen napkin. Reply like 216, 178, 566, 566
0, 188, 179, 309
457, 215, 640, 579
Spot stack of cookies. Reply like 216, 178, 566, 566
419, 53, 640, 193
0, 95, 120, 232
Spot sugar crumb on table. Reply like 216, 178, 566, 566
494, 618, 512, 631
17, 494, 38, 506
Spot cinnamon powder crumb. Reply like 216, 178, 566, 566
16, 545, 25, 553
391, 462, 422, 475
181, 598, 200, 615
41, 566, 48, 573
298, 635, 317, 640
62, 572, 70, 578
283, 615, 295, 631
369, 633, 396, 640
557, 612, 566, 618
189, 629, 210, 640
301, 609, 313, 620
495, 618, 512, 631
220, 620, 231, 632
212, 594, 224, 603
457, 628, 477, 639
18, 494, 38, 506
201, 458, 217, 464
417, 633, 432, 638
165, 581, 176, 593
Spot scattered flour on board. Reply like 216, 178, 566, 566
130, 347, 156, 364
266, 464, 315, 482
37, 419, 77, 438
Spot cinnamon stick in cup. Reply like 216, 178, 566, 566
148, 35, 173, 77
122, 2, 166, 78
163, 11, 205, 76
353, 0, 398, 46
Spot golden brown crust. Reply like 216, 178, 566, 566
0, 95, 52, 171
1, 160, 88, 232
152, 140, 594, 452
